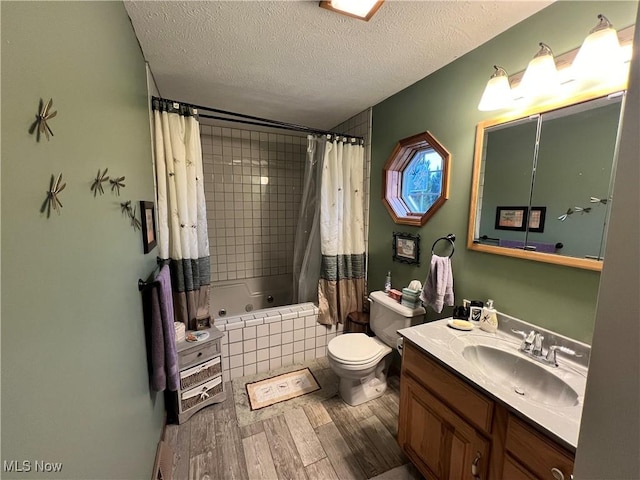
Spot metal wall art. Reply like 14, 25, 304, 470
109, 176, 126, 196
91, 168, 110, 196
29, 98, 57, 142
41, 173, 66, 218
121, 201, 141, 231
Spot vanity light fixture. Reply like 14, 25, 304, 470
518, 42, 561, 104
478, 65, 513, 111
572, 14, 625, 88
319, 0, 384, 21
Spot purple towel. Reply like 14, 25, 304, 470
499, 239, 557, 253
420, 254, 454, 313
150, 265, 179, 392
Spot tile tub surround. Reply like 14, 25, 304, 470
201, 126, 306, 283
213, 303, 343, 382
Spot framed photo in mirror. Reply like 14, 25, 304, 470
495, 206, 527, 231
527, 207, 546, 233
494, 206, 546, 233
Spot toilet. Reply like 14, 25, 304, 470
327, 290, 426, 406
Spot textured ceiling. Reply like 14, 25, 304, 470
125, 1, 553, 130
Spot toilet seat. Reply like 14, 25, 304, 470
327, 333, 391, 365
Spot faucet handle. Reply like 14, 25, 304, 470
545, 345, 581, 366
532, 333, 544, 356
512, 329, 537, 352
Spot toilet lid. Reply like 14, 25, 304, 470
328, 333, 387, 364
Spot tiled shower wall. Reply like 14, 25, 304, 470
200, 126, 306, 282
200, 110, 372, 380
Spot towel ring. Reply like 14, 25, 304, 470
431, 234, 456, 258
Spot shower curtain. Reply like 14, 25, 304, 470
292, 136, 326, 304
293, 135, 366, 325
152, 99, 211, 330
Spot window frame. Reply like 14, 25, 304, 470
382, 131, 451, 227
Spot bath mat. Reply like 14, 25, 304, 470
233, 357, 339, 427
246, 368, 320, 410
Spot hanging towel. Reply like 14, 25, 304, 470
149, 265, 179, 392
420, 254, 454, 313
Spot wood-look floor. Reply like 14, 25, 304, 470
164, 374, 423, 480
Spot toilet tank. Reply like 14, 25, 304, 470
369, 291, 426, 348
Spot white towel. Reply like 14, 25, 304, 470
420, 254, 454, 313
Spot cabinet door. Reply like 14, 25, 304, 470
505, 415, 574, 480
503, 455, 538, 480
399, 374, 490, 480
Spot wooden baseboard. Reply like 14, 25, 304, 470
151, 439, 175, 480
152, 412, 173, 480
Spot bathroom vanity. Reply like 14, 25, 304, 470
397, 317, 588, 479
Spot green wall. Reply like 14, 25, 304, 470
1, 2, 163, 478
370, 1, 638, 343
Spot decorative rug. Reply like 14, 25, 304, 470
232, 357, 339, 427
246, 368, 320, 410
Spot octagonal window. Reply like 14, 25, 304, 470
383, 131, 451, 226
401, 149, 443, 213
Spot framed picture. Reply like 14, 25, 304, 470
527, 206, 546, 233
393, 232, 420, 265
140, 201, 157, 254
495, 206, 528, 231
494, 206, 546, 233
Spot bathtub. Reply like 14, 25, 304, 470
210, 274, 293, 319
209, 275, 343, 382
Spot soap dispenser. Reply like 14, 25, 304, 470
480, 299, 498, 333
384, 271, 392, 293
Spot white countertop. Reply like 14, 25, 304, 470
398, 318, 587, 451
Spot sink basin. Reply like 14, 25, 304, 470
462, 344, 580, 407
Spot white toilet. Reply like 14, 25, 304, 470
327, 290, 426, 406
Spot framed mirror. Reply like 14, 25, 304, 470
467, 91, 626, 271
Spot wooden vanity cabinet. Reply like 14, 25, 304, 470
398, 340, 575, 480
400, 374, 490, 479
503, 416, 574, 480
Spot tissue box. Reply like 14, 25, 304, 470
401, 298, 422, 309
401, 288, 420, 300
388, 289, 402, 301
400, 288, 421, 309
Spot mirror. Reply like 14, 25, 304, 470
468, 92, 626, 270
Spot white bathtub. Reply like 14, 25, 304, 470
210, 274, 293, 319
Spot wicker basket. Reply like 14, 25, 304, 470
181, 376, 223, 412
180, 356, 222, 390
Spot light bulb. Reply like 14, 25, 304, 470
572, 14, 625, 88
519, 43, 560, 104
478, 66, 513, 111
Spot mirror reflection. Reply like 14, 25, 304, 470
469, 92, 625, 270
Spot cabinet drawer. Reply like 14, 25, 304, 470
180, 356, 222, 390
180, 376, 223, 413
506, 415, 574, 479
179, 340, 220, 369
402, 341, 494, 433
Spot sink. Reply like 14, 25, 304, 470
462, 344, 580, 407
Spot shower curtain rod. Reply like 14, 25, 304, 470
152, 96, 364, 142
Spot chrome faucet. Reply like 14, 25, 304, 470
545, 345, 581, 367
512, 329, 581, 367
532, 333, 544, 356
